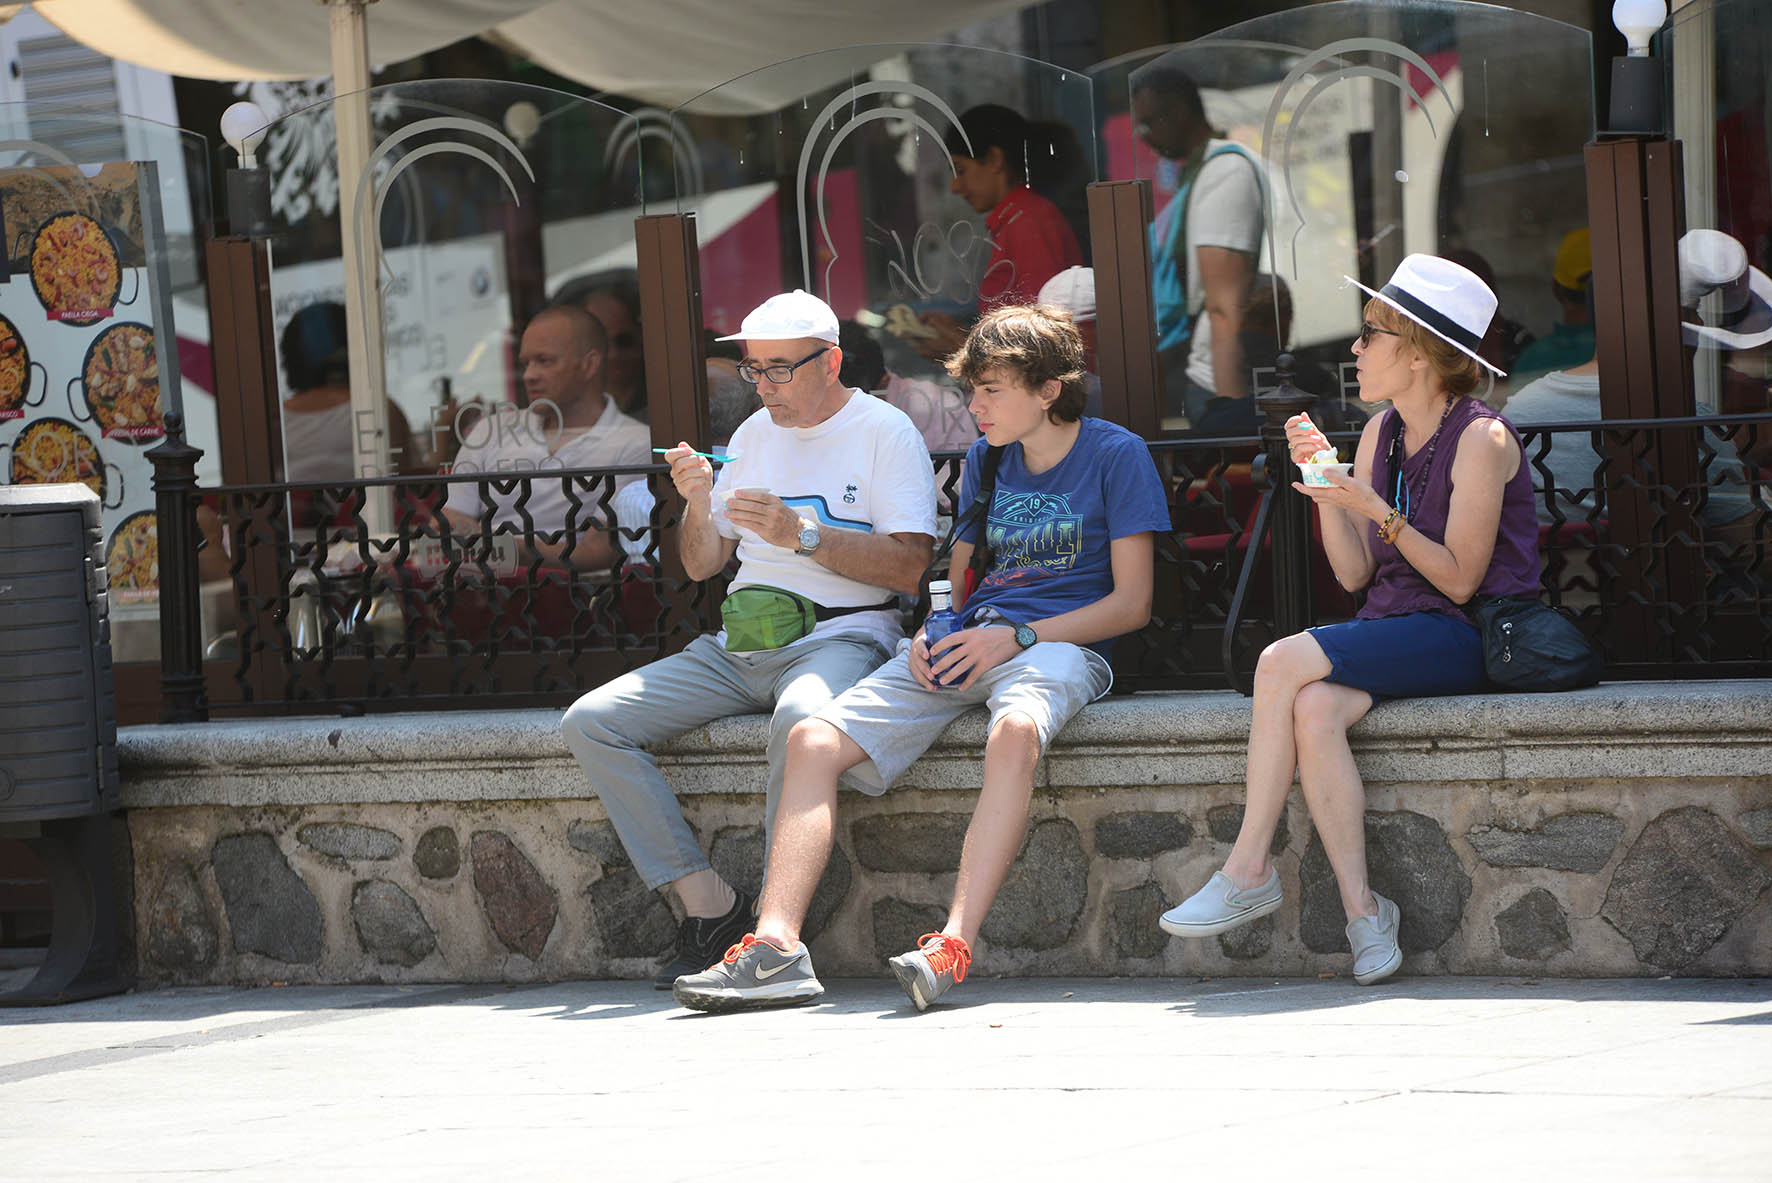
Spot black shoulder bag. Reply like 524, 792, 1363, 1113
1464, 595, 1602, 692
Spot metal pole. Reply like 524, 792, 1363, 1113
148, 411, 207, 723
329, 0, 392, 532
1256, 354, 1317, 639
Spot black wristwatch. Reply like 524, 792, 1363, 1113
1012, 622, 1038, 649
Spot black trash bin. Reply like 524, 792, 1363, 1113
0, 483, 127, 1005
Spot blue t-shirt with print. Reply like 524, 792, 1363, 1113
955, 417, 1171, 658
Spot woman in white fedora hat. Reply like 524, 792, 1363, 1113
1159, 253, 1543, 984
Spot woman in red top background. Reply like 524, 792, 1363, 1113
918, 105, 1086, 355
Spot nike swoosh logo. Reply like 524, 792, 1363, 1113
753, 959, 797, 980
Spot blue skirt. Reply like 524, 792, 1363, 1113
1308, 611, 1485, 702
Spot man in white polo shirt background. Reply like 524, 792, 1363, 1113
442, 303, 651, 571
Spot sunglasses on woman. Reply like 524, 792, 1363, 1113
1357, 321, 1401, 347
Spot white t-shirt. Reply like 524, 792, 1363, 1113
281, 401, 353, 483
712, 388, 937, 650
444, 393, 652, 533
1185, 140, 1265, 392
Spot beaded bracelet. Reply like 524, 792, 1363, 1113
1378, 508, 1403, 544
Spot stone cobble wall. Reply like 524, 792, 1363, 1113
128, 777, 1772, 986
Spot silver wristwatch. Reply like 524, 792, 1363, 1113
795, 520, 821, 556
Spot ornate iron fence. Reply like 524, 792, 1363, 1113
147, 399, 1772, 722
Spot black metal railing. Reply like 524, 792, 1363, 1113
149, 400, 1771, 721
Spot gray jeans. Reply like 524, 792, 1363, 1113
560, 631, 890, 890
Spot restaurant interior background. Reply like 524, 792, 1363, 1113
0, 0, 1763, 722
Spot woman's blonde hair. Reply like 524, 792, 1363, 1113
1365, 297, 1484, 398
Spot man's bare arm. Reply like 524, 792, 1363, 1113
724, 490, 932, 595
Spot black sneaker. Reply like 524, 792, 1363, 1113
651, 889, 755, 989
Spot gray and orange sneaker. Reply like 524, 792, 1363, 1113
672, 934, 824, 1013
887, 932, 972, 1012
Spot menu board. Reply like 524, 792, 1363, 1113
0, 161, 176, 607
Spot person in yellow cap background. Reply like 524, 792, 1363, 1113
1509, 228, 1595, 391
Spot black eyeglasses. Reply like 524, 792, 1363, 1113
739, 345, 831, 385
1358, 321, 1401, 347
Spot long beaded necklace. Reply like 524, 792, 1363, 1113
1387, 394, 1458, 522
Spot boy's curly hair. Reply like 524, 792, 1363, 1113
945, 304, 1088, 422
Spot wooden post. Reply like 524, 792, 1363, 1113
1585, 137, 1702, 661
634, 213, 710, 652
204, 234, 286, 705
1088, 179, 1161, 440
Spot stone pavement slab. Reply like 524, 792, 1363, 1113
1, 976, 1768, 1181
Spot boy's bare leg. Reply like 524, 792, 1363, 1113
942, 712, 1042, 946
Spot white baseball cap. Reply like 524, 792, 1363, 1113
1038, 266, 1096, 323
715, 289, 840, 344
1344, 253, 1504, 376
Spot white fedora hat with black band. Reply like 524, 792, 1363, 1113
1678, 229, 1772, 351
1343, 253, 1505, 377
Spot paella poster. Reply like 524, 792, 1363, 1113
0, 161, 169, 604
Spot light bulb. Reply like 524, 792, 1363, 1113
503, 101, 541, 149
1613, 0, 1666, 57
220, 101, 269, 168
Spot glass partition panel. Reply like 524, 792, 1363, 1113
216, 82, 668, 681
258, 80, 654, 488
669, 44, 1096, 451
0, 105, 213, 663
1669, 0, 1772, 442
1097, 2, 1592, 426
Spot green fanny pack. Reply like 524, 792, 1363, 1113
721, 585, 896, 651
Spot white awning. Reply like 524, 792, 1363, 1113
24, 0, 1034, 108
490, 0, 1034, 109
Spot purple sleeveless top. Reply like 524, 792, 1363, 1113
1358, 397, 1539, 621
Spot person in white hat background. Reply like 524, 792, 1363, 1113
1507, 228, 1769, 550
1036, 265, 1103, 417
561, 289, 938, 987
1678, 229, 1772, 470
1159, 254, 1544, 985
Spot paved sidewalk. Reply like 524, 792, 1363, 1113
2, 976, 1768, 1181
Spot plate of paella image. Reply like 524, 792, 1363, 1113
29, 210, 123, 324
0, 313, 45, 420
8, 417, 109, 503
73, 321, 160, 441
105, 510, 158, 602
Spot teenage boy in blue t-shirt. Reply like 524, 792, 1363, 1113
674, 304, 1173, 1013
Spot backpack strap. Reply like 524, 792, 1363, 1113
1179, 143, 1266, 322
914, 444, 1004, 625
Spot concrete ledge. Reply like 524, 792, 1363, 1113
118, 680, 1772, 807
114, 680, 1772, 986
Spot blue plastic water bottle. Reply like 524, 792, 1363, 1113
923, 579, 962, 688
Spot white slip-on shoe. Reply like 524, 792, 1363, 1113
1158, 869, 1284, 938
1346, 893, 1403, 985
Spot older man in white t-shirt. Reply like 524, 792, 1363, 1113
561, 290, 937, 988
442, 305, 650, 570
